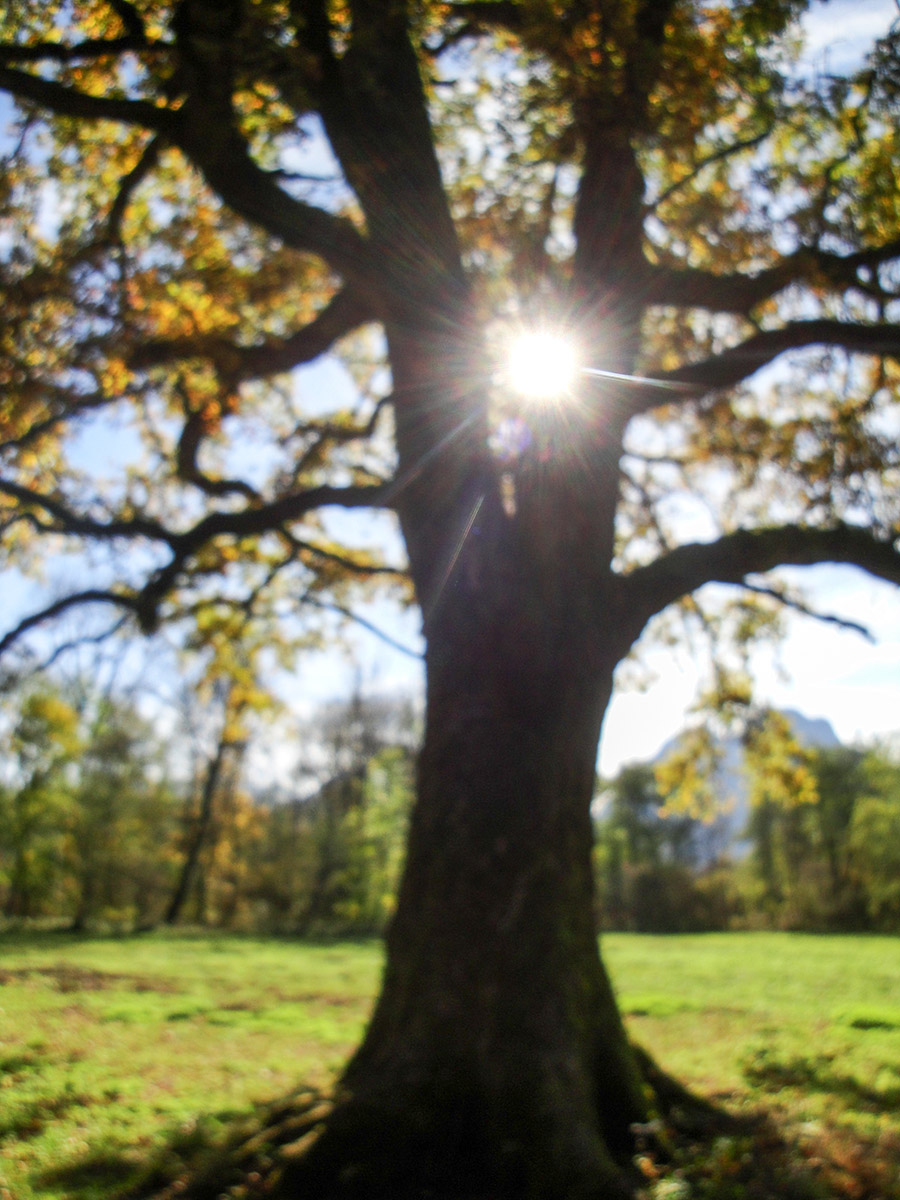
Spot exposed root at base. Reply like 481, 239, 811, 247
126, 1047, 883, 1200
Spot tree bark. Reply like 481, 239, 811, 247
278, 559, 646, 1197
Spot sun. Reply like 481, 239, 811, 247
503, 329, 581, 403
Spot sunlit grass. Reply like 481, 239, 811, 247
0, 932, 381, 1200
1, 930, 898, 1200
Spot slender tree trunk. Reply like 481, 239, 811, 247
281, 586, 646, 1198
164, 734, 229, 926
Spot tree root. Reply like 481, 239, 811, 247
128, 1045, 787, 1200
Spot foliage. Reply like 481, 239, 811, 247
594, 762, 740, 931
0, 1, 897, 686
0, 680, 416, 935
0, 676, 182, 926
603, 734, 900, 934
0, 685, 82, 917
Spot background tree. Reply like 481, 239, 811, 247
2, 2, 900, 1196
291, 692, 416, 934
0, 684, 81, 917
66, 682, 178, 931
593, 762, 732, 932
163, 678, 250, 925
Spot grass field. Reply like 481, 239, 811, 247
1, 930, 898, 1200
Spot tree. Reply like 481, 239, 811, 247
0, 684, 81, 916
847, 744, 900, 929
289, 692, 416, 934
163, 678, 249, 925
593, 762, 726, 932
66, 682, 179, 930
1, 2, 900, 1195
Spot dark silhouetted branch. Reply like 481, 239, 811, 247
625, 320, 900, 414
0, 65, 178, 131
131, 286, 374, 381
740, 580, 874, 641
0, 591, 139, 659
645, 238, 900, 314
621, 523, 900, 638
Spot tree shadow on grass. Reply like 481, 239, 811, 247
33, 1054, 900, 1200
743, 1047, 900, 1114
33, 1092, 333, 1200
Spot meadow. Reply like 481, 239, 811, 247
0, 930, 898, 1200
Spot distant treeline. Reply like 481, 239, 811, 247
594, 740, 900, 934
2, 678, 899, 935
0, 679, 415, 936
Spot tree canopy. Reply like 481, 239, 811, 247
0, 0, 898, 670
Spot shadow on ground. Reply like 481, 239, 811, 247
34, 1060, 900, 1200
743, 1046, 900, 1113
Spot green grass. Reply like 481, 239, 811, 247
0, 931, 381, 1200
1, 930, 898, 1200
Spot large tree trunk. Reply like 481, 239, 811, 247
280, 556, 646, 1196
272, 312, 647, 1195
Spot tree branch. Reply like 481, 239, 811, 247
620, 523, 900, 638
739, 580, 875, 642
0, 479, 176, 545
0, 65, 178, 132
280, 530, 408, 580
291, 0, 463, 304
645, 238, 900, 314
648, 124, 774, 214
106, 134, 163, 243
0, 591, 139, 659
135, 481, 393, 630
174, 409, 261, 502
647, 319, 900, 399
130, 286, 374, 381
0, 70, 373, 290
613, 320, 900, 419
174, 110, 374, 286
303, 596, 422, 659
106, 0, 146, 40
0, 32, 152, 65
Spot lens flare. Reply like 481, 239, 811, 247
504, 330, 580, 402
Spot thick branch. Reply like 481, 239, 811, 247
0, 65, 177, 132
0, 33, 151, 65
174, 112, 374, 286
168, 0, 376, 289
0, 72, 373, 289
135, 482, 392, 629
107, 0, 146, 39
298, 0, 463, 307
106, 134, 163, 242
175, 412, 261, 502
171, 482, 390, 552
650, 319, 900, 398
1, 475, 390, 633
620, 523, 900, 639
0, 479, 175, 545
645, 238, 900, 314
131, 286, 373, 381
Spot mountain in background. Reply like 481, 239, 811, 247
656, 709, 840, 863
